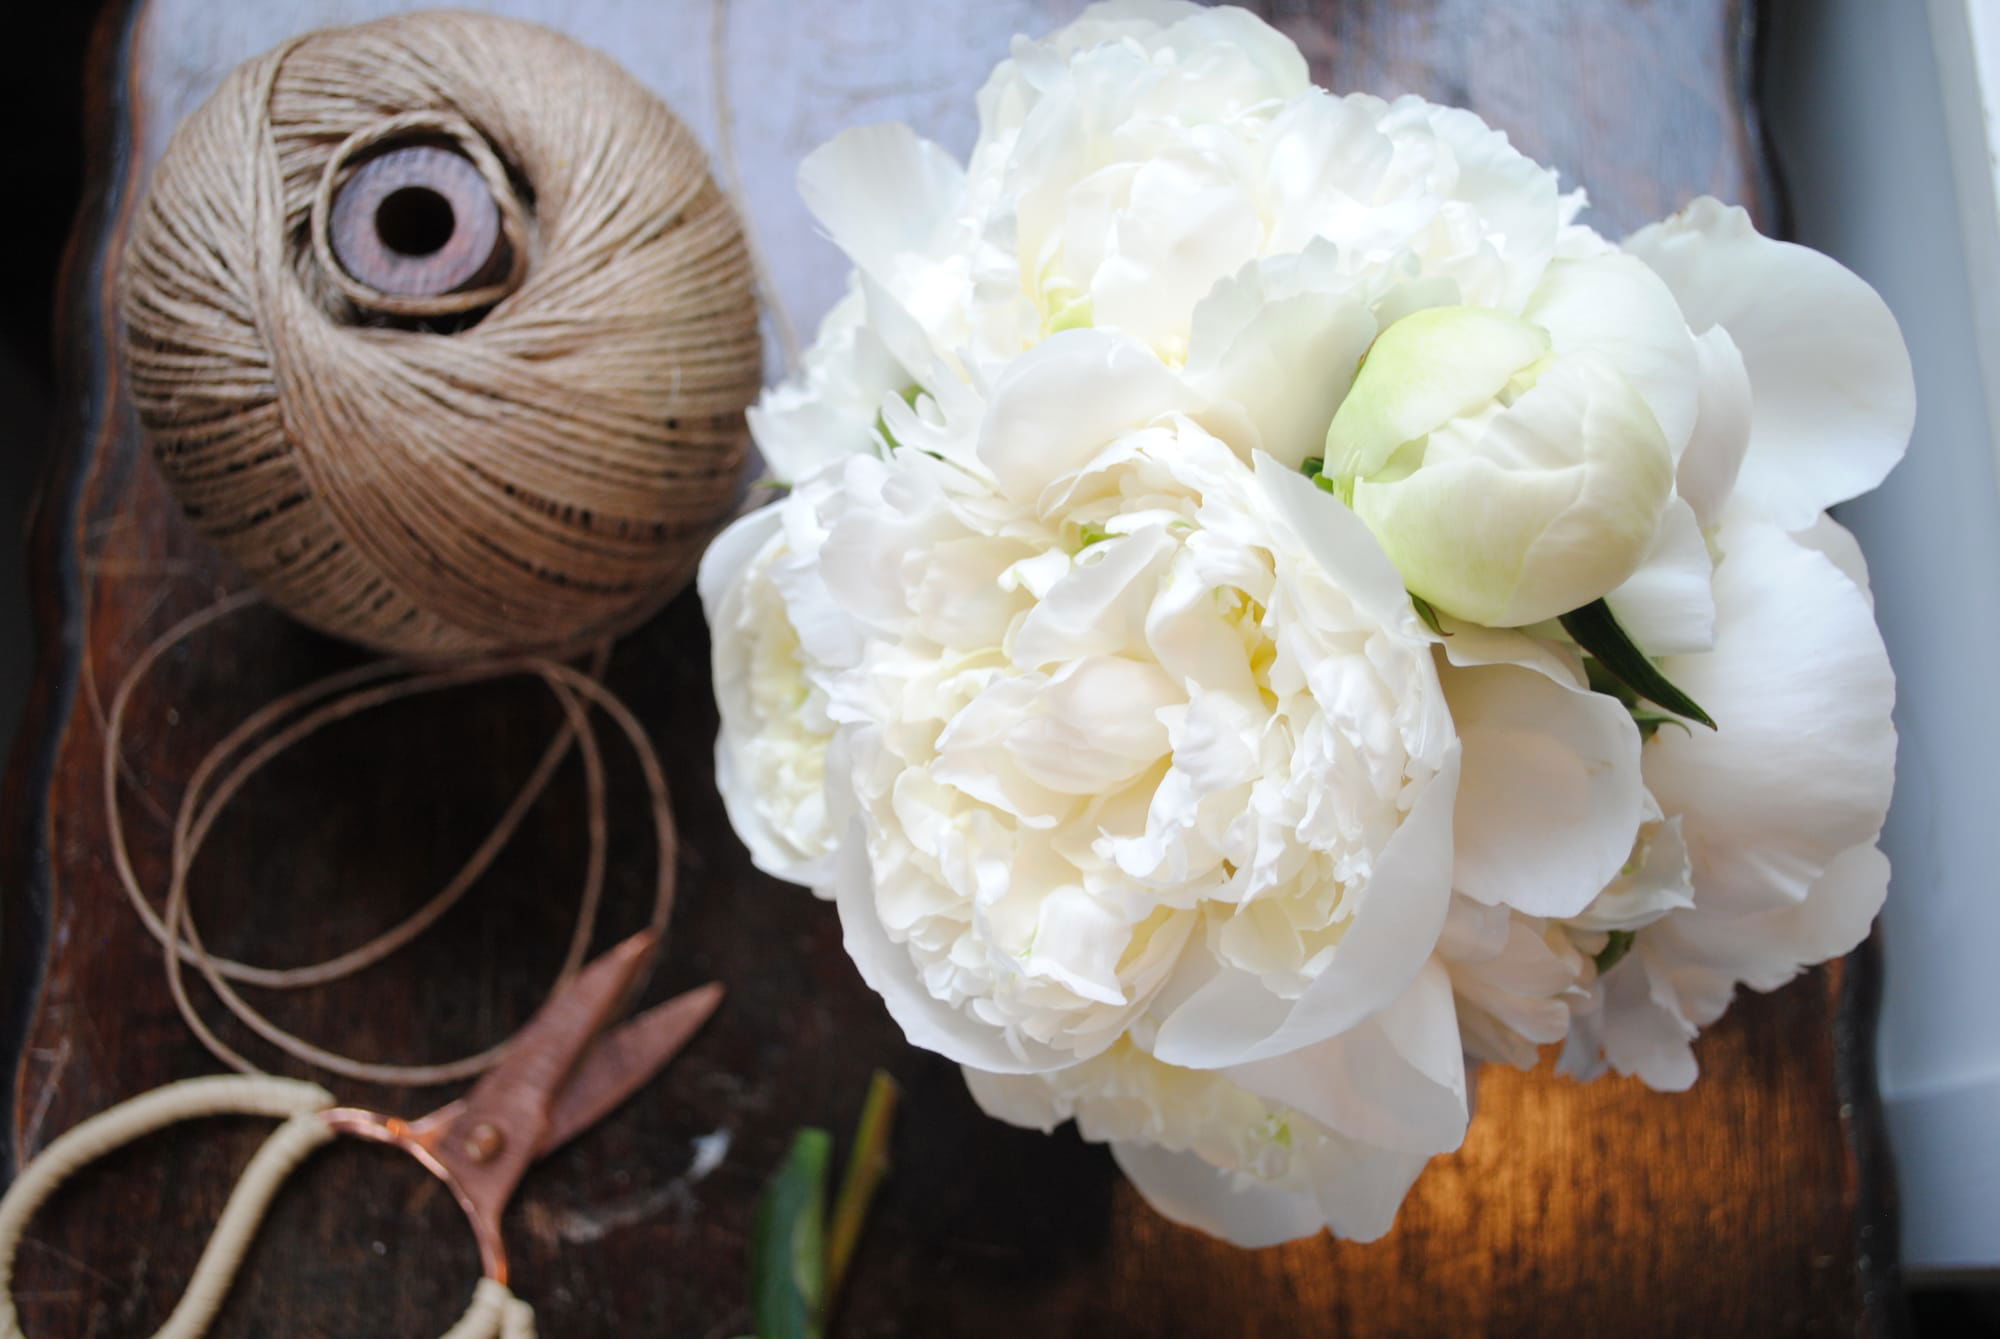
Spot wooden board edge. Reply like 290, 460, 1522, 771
1836, 935, 1912, 1338
0, 0, 146, 1182
1738, 0, 1912, 1330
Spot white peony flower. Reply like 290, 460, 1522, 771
788, 330, 1462, 1076
704, 0, 1915, 1248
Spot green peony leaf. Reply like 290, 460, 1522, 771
750, 1129, 831, 1339
1561, 598, 1716, 730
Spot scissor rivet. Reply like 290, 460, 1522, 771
464, 1122, 506, 1163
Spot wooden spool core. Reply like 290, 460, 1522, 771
328, 144, 506, 299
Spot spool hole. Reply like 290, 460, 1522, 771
375, 186, 457, 257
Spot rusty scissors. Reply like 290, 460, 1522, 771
0, 931, 720, 1339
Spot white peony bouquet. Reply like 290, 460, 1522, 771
700, 0, 1913, 1247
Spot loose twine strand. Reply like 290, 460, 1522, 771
101, 593, 676, 1086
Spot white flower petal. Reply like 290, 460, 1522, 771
700, 507, 840, 889
856, 271, 953, 393
1224, 960, 1468, 1156
1565, 814, 1694, 932
1661, 841, 1889, 994
1623, 198, 1915, 531
1011, 527, 1177, 668
1185, 251, 1379, 468
1110, 1140, 1329, 1247
747, 284, 911, 484
1672, 324, 1752, 528
970, 1033, 1431, 1245
1253, 453, 1428, 635
1587, 950, 1700, 1091
978, 331, 1194, 502
1606, 496, 1716, 656
1644, 513, 1896, 914
697, 505, 782, 624
1793, 512, 1874, 605
1296, 1136, 1432, 1243
1003, 656, 1181, 794
1446, 662, 1646, 918
1408, 100, 1564, 309
1524, 250, 1700, 456
832, 824, 1074, 1073
1436, 618, 1586, 687
1151, 742, 1460, 1066
798, 123, 965, 285
1443, 906, 1582, 1067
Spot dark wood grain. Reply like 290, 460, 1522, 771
2, 1, 1903, 1336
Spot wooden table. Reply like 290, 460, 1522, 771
1, 1, 1904, 1334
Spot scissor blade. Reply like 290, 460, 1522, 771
456, 930, 663, 1138
536, 981, 725, 1159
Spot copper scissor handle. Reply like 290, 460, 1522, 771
324, 1105, 515, 1281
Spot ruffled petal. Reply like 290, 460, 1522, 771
1151, 742, 1460, 1066
1659, 842, 1889, 994
1253, 453, 1431, 635
1590, 950, 1700, 1091
832, 824, 1076, 1073
700, 507, 840, 888
978, 330, 1194, 502
1224, 960, 1468, 1155
1623, 198, 1914, 531
1442, 900, 1584, 1067
1184, 248, 1379, 469
1643, 512, 1896, 914
747, 284, 912, 484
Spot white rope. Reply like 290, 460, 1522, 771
442, 1280, 538, 1339
0, 1076, 536, 1338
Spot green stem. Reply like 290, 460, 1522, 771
824, 1070, 900, 1314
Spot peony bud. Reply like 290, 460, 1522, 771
1322, 305, 1674, 628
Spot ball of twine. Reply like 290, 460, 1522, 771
121, 10, 762, 658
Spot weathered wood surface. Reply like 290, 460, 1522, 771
1, 1, 1900, 1335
